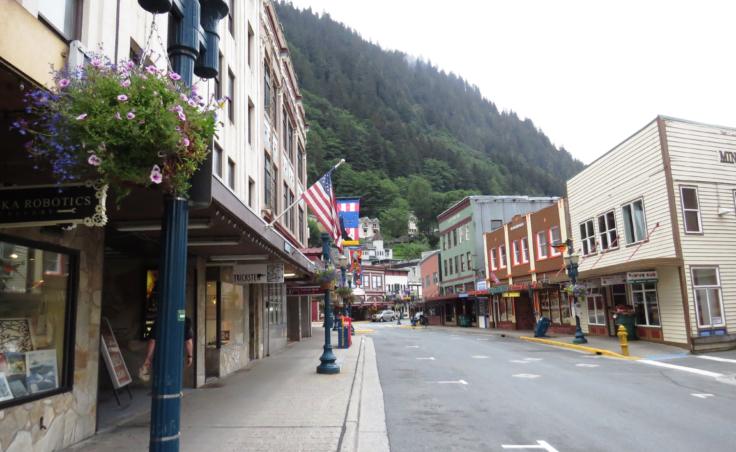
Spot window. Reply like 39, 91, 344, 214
228, 69, 235, 123
372, 276, 383, 289
247, 99, 254, 145
491, 219, 503, 231
466, 252, 472, 270
298, 208, 305, 244
549, 226, 562, 256
298, 145, 305, 183
38, 0, 77, 40
248, 178, 255, 208
512, 240, 521, 265
499, 245, 507, 269
680, 187, 702, 234
458, 229, 463, 244
442, 235, 446, 251
227, 158, 235, 190
586, 287, 606, 325
536, 231, 548, 259
449, 258, 453, 275
433, 272, 438, 283
227, 0, 234, 37
465, 225, 470, 241
521, 238, 529, 263
692, 268, 725, 328
444, 259, 449, 277
282, 108, 288, 156
622, 199, 647, 244
263, 64, 272, 118
539, 290, 570, 325
272, 166, 279, 215
490, 248, 498, 270
215, 53, 223, 99
460, 254, 465, 272
579, 220, 596, 255
0, 238, 75, 407
454, 256, 459, 274
289, 191, 295, 231
631, 282, 660, 326
247, 23, 254, 67
597, 211, 618, 251
498, 297, 515, 323
362, 275, 370, 288
452, 229, 457, 247
264, 154, 272, 210
282, 183, 289, 227
213, 143, 223, 178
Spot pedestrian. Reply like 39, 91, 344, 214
139, 316, 194, 382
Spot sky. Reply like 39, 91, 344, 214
286, 0, 736, 164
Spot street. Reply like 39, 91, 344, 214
369, 322, 736, 452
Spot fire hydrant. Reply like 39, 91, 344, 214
617, 324, 629, 356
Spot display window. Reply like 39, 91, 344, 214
587, 287, 606, 325
0, 236, 76, 407
539, 289, 569, 325
632, 282, 660, 326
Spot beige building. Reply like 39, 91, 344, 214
0, 1, 312, 450
568, 116, 736, 352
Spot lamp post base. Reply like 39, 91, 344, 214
573, 314, 588, 344
317, 345, 340, 374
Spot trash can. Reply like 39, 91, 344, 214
534, 317, 551, 337
614, 313, 638, 340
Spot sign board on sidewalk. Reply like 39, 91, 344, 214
100, 317, 132, 390
0, 183, 107, 228
233, 263, 284, 284
626, 271, 658, 284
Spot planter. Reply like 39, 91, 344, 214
320, 282, 335, 290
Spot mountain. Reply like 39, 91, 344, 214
275, 2, 584, 237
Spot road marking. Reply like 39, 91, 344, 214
512, 374, 541, 379
502, 440, 559, 451
472, 355, 489, 359
523, 358, 542, 361
416, 357, 435, 360
691, 393, 714, 399
639, 359, 724, 378
698, 355, 736, 364
576, 363, 599, 368
406, 345, 419, 348
476, 338, 490, 341
511, 360, 530, 364
436, 379, 468, 385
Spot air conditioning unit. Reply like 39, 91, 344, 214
67, 40, 90, 71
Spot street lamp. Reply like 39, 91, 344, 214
338, 254, 350, 317
561, 238, 587, 344
317, 233, 340, 374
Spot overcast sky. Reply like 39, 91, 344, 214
287, 0, 736, 164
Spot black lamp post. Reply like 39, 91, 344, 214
562, 238, 587, 344
317, 233, 340, 374
339, 253, 350, 317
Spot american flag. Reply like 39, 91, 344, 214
303, 168, 343, 250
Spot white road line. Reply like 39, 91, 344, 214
476, 338, 490, 341
576, 363, 599, 368
406, 345, 419, 348
510, 360, 530, 364
502, 441, 559, 452
639, 359, 724, 378
436, 379, 468, 385
512, 374, 541, 379
698, 355, 736, 364
691, 393, 714, 399
416, 357, 435, 360
524, 358, 543, 361
472, 355, 489, 359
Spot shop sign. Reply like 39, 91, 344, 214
503, 292, 521, 298
626, 271, 658, 284
287, 286, 322, 295
489, 285, 508, 295
719, 150, 736, 164
509, 283, 527, 291
601, 274, 626, 286
233, 263, 284, 284
0, 183, 107, 228
510, 221, 526, 230
476, 280, 487, 291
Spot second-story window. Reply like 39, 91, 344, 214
536, 231, 548, 259
467, 252, 472, 270
549, 226, 562, 256
215, 53, 223, 99
283, 182, 289, 226
680, 186, 702, 234
490, 247, 498, 270
264, 154, 272, 210
228, 69, 235, 123
460, 254, 465, 272
499, 245, 507, 269
512, 240, 521, 266
227, 158, 235, 190
289, 191, 295, 231
597, 211, 618, 251
298, 145, 305, 183
298, 207, 304, 244
521, 238, 529, 263
213, 143, 223, 178
247, 99, 254, 145
39, 0, 78, 40
580, 219, 596, 255
622, 199, 647, 244
272, 166, 279, 215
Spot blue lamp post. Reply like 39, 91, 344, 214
563, 238, 587, 344
136, 1, 227, 451
317, 233, 340, 374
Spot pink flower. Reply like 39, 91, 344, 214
87, 154, 102, 166
173, 104, 183, 113
188, 99, 197, 107
114, 112, 122, 120
125, 61, 135, 70
121, 79, 131, 88
150, 165, 162, 184
145, 65, 158, 75
91, 57, 103, 68
169, 72, 181, 81
126, 111, 135, 120
117, 94, 128, 102
76, 113, 88, 121
181, 137, 190, 147
180, 94, 189, 102
177, 111, 186, 121
58, 78, 70, 88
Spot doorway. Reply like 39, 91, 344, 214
515, 296, 536, 330
204, 278, 220, 379
249, 285, 258, 360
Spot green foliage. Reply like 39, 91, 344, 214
392, 240, 431, 260
307, 217, 322, 247
379, 198, 410, 239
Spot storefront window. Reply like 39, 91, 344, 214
692, 267, 724, 328
632, 282, 660, 326
587, 287, 605, 325
220, 281, 244, 345
558, 291, 571, 324
499, 298, 515, 322
267, 284, 284, 325
550, 294, 561, 324
0, 238, 75, 406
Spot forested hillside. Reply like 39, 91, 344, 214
276, 2, 584, 241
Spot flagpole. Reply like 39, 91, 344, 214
266, 159, 346, 229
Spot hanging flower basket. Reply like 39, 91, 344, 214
335, 286, 353, 300
563, 283, 587, 300
314, 266, 338, 290
12, 54, 221, 201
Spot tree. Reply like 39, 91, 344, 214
308, 217, 322, 247
378, 199, 409, 239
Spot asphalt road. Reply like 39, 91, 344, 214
368, 322, 736, 452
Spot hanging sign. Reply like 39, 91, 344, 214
233, 263, 284, 284
601, 274, 626, 286
503, 292, 521, 298
0, 182, 107, 228
626, 271, 658, 284
287, 286, 323, 295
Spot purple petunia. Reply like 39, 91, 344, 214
121, 79, 131, 88
58, 78, 70, 88
114, 112, 122, 120
188, 99, 197, 107
76, 113, 88, 121
181, 137, 190, 147
177, 111, 186, 121
87, 154, 102, 166
150, 165, 162, 184
117, 94, 128, 102
145, 65, 158, 75
169, 72, 181, 81
126, 111, 135, 120
91, 58, 103, 68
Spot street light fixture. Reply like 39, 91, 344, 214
558, 238, 587, 344
338, 254, 350, 318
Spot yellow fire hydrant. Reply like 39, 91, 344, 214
617, 324, 630, 356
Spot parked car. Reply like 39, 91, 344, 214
372, 310, 396, 322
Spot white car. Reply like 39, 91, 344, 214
372, 310, 396, 322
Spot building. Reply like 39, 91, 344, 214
361, 232, 393, 263
567, 116, 736, 351
384, 267, 411, 318
419, 250, 441, 302
484, 199, 575, 333
352, 264, 388, 319
408, 213, 418, 237
359, 217, 380, 240
0, 1, 314, 450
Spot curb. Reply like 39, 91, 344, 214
519, 336, 640, 360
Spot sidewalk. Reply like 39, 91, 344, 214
64, 330, 388, 452
425, 325, 688, 359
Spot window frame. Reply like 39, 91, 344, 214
512, 240, 521, 266
499, 245, 507, 269
579, 219, 596, 256
596, 210, 619, 251
536, 231, 549, 260
0, 233, 79, 409
691, 266, 726, 328
521, 237, 529, 263
490, 247, 498, 270
227, 69, 235, 123
631, 281, 660, 327
227, 158, 236, 190
621, 198, 648, 245
680, 186, 703, 234
549, 226, 562, 257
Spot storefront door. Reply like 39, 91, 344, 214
515, 296, 535, 330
